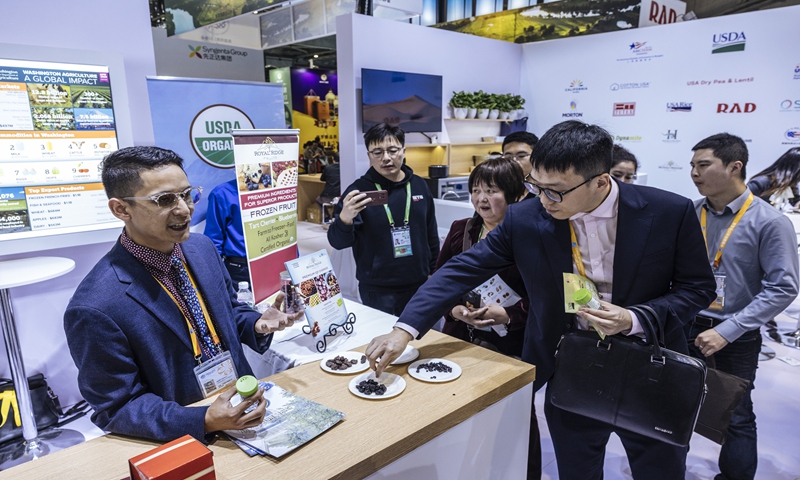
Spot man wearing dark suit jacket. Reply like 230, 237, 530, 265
64, 146, 303, 443
366, 121, 716, 479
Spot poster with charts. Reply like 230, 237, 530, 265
0, 58, 119, 239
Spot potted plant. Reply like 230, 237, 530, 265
475, 90, 491, 119
488, 93, 500, 119
510, 94, 526, 120
496, 94, 513, 120
465, 92, 478, 119
449, 91, 470, 119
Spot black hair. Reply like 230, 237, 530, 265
692, 133, 748, 180
612, 144, 639, 171
468, 157, 525, 205
101, 146, 185, 199
502, 131, 539, 150
531, 121, 613, 179
364, 123, 405, 149
749, 147, 800, 197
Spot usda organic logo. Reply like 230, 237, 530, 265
190, 104, 254, 168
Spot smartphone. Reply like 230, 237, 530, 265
361, 190, 389, 205
461, 290, 483, 309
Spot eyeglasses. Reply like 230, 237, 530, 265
524, 174, 600, 203
503, 153, 531, 162
368, 147, 403, 158
123, 186, 203, 210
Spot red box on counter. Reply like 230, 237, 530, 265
128, 435, 215, 480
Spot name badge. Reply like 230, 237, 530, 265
193, 350, 238, 398
709, 274, 726, 311
391, 226, 413, 258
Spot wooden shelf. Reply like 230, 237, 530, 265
445, 118, 512, 122
450, 142, 502, 146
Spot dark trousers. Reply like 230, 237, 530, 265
358, 284, 421, 317
544, 383, 687, 480
223, 256, 250, 286
686, 323, 761, 480
528, 401, 541, 479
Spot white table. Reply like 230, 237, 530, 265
0, 257, 84, 470
244, 300, 397, 378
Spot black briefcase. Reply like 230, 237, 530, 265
549, 305, 707, 447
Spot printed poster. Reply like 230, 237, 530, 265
284, 249, 347, 334
231, 129, 299, 303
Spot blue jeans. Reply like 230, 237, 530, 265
686, 323, 761, 480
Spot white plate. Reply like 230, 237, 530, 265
390, 345, 420, 365
408, 358, 462, 383
320, 351, 370, 374
348, 371, 406, 400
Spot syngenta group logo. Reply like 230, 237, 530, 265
780, 99, 800, 112
565, 80, 587, 93
190, 104, 254, 168
712, 32, 746, 54
717, 103, 756, 113
667, 102, 692, 112
189, 45, 203, 59
562, 101, 583, 118
188, 44, 248, 62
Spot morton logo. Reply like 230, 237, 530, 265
562, 101, 583, 118
189, 45, 203, 59
712, 32, 746, 54
717, 103, 756, 113
190, 104, 254, 168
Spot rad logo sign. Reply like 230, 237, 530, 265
717, 103, 756, 113
662, 130, 680, 143
784, 128, 800, 145
613, 102, 636, 116
780, 100, 800, 112
562, 101, 583, 118
640, 0, 685, 27
617, 41, 663, 63
610, 82, 650, 91
188, 44, 249, 63
190, 104, 255, 168
565, 80, 587, 93
667, 102, 692, 112
712, 32, 746, 54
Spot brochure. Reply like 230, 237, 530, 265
225, 382, 345, 458
285, 249, 348, 335
563, 272, 605, 339
472, 274, 522, 337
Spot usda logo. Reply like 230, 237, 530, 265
190, 104, 254, 168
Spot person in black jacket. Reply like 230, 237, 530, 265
327, 123, 439, 316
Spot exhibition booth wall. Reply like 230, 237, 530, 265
0, 1, 157, 404
335, 13, 524, 187
521, 5, 800, 199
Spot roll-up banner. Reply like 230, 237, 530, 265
231, 129, 299, 303
146, 77, 285, 225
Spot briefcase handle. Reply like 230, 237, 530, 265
629, 304, 665, 362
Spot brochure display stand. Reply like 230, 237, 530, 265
0, 257, 84, 470
302, 311, 357, 353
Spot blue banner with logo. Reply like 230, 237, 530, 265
146, 77, 284, 224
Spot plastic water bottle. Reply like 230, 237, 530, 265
237, 281, 255, 309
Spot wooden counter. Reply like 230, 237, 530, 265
0, 331, 534, 479
297, 173, 325, 221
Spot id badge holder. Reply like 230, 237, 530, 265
391, 225, 413, 258
193, 350, 238, 398
709, 273, 726, 311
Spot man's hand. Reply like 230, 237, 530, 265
254, 292, 305, 335
204, 386, 266, 433
450, 304, 509, 329
577, 300, 632, 336
695, 328, 729, 357
338, 190, 373, 225
365, 327, 413, 376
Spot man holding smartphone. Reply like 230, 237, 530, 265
327, 123, 439, 316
